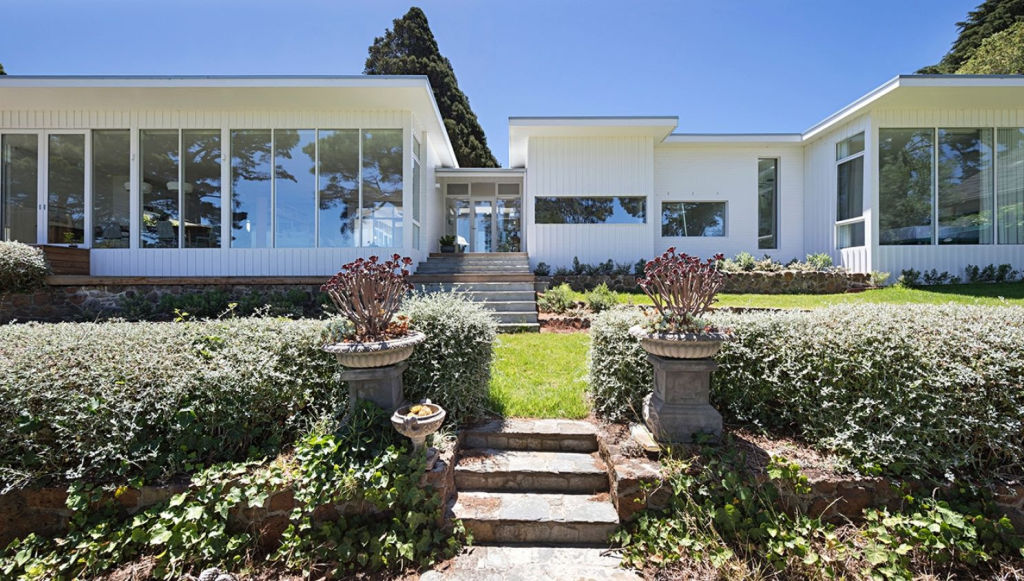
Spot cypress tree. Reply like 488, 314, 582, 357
364, 7, 499, 168
0, 63, 6, 75
919, 0, 1024, 73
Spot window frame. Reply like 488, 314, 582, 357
533, 195, 647, 225
757, 158, 778, 249
660, 200, 728, 238
835, 132, 866, 249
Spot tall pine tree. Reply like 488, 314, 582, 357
0, 63, 6, 75
919, 0, 1024, 73
365, 7, 498, 168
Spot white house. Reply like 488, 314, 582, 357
1, 74, 1022, 279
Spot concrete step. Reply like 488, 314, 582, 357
418, 546, 640, 580
410, 274, 535, 283
415, 290, 536, 302
415, 267, 533, 275
498, 323, 540, 333
456, 449, 609, 494
452, 491, 618, 546
430, 252, 529, 259
476, 300, 538, 313
414, 283, 537, 294
463, 419, 599, 453
492, 311, 538, 324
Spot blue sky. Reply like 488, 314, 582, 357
3, 0, 974, 166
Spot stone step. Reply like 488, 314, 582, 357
410, 274, 536, 283
415, 266, 533, 274
463, 419, 599, 453
497, 323, 540, 333
492, 311, 538, 324
430, 252, 529, 259
476, 300, 538, 313
417, 290, 536, 302
419, 546, 640, 580
456, 449, 609, 493
414, 282, 537, 293
451, 491, 619, 546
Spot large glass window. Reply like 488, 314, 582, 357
836, 132, 865, 248
92, 130, 130, 248
757, 159, 777, 249
997, 128, 1024, 245
182, 130, 221, 248
361, 129, 403, 247
230, 130, 272, 248
661, 202, 726, 237
274, 129, 316, 248
879, 129, 934, 245
938, 128, 993, 244
317, 129, 359, 248
140, 130, 179, 248
535, 196, 646, 224
47, 134, 86, 245
1, 134, 38, 243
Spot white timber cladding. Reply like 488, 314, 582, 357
525, 136, 655, 268
653, 144, 805, 261
871, 107, 1024, 277
801, 114, 873, 272
0, 108, 421, 276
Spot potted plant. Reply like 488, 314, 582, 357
438, 235, 456, 253
629, 249, 729, 358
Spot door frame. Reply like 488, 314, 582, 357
444, 181, 523, 253
42, 129, 91, 247
0, 130, 43, 244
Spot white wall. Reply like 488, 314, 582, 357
653, 143, 805, 262
525, 136, 655, 268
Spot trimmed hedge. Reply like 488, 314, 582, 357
587, 306, 651, 421
0, 241, 48, 293
589, 304, 1024, 480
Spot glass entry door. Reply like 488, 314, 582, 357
46, 133, 87, 245
445, 182, 522, 253
1, 133, 40, 243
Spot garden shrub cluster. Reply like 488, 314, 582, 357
717, 251, 836, 273
537, 283, 576, 314
899, 262, 1022, 287
0, 241, 48, 294
117, 287, 323, 320
1, 403, 464, 579
589, 304, 1024, 480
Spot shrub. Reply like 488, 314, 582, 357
533, 261, 551, 276
585, 283, 618, 313
0, 318, 341, 489
588, 304, 1024, 481
804, 252, 833, 271
537, 283, 575, 314
0, 241, 48, 293
870, 270, 891, 287
588, 307, 650, 422
897, 268, 921, 287
401, 291, 498, 423
118, 288, 319, 321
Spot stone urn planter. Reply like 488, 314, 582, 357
323, 331, 426, 412
629, 326, 728, 359
322, 331, 426, 368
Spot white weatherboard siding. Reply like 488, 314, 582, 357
870, 108, 1024, 277
525, 136, 655, 268
654, 144, 805, 261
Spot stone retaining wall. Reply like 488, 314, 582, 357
543, 270, 872, 295
0, 449, 455, 548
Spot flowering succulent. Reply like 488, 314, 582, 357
638, 248, 725, 334
321, 254, 413, 342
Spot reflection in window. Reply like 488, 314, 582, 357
837, 156, 863, 221
230, 130, 272, 248
996, 128, 1024, 245
879, 129, 934, 245
757, 159, 777, 249
496, 197, 522, 251
938, 128, 993, 244
275, 130, 316, 248
534, 196, 646, 224
361, 129, 403, 247
661, 202, 726, 237
92, 130, 130, 248
47, 134, 86, 244
318, 129, 359, 248
838, 221, 865, 249
182, 130, 221, 248
1, 134, 39, 243
836, 133, 864, 160
140, 130, 179, 248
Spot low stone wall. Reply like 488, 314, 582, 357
543, 271, 872, 295
0, 449, 455, 548
1, 283, 325, 323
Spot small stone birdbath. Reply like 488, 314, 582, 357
391, 400, 446, 468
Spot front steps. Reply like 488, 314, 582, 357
412, 253, 538, 332
419, 546, 640, 580
451, 419, 619, 546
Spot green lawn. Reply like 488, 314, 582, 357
488, 332, 590, 418
569, 282, 1024, 309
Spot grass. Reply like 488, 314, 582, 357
568, 281, 1024, 309
488, 332, 590, 418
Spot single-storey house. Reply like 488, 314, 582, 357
1, 74, 1022, 278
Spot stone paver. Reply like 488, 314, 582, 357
419, 546, 641, 581
455, 449, 609, 493
464, 419, 598, 453
452, 491, 618, 545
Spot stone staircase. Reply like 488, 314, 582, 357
450, 419, 620, 546
412, 253, 539, 332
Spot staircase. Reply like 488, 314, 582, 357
412, 253, 539, 332
450, 419, 620, 546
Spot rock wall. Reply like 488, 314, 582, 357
544, 270, 872, 295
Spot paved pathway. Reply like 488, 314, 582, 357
418, 546, 641, 581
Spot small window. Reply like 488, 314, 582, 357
837, 156, 864, 221
535, 196, 646, 224
661, 202, 726, 237
836, 132, 865, 160
838, 221, 865, 249
757, 159, 778, 249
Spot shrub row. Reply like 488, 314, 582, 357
0, 292, 496, 489
589, 304, 1024, 480
0, 241, 48, 294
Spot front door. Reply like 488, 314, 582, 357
446, 182, 522, 252
1, 133, 41, 243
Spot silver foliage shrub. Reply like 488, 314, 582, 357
588, 306, 651, 422
402, 291, 498, 422
0, 318, 341, 490
589, 304, 1024, 480
0, 241, 48, 293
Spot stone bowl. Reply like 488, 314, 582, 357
629, 325, 728, 359
323, 331, 426, 368
391, 400, 446, 451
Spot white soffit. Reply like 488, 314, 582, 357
508, 116, 678, 167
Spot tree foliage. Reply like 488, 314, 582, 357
957, 20, 1024, 73
0, 63, 6, 75
920, 0, 1024, 73
364, 7, 498, 168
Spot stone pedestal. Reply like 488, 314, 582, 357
643, 354, 722, 443
340, 361, 408, 412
